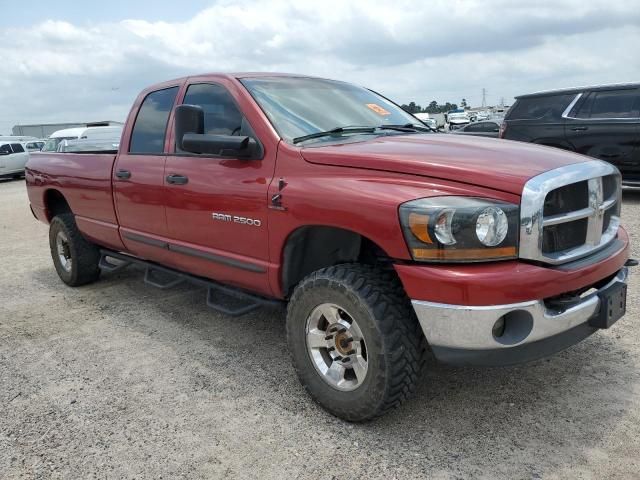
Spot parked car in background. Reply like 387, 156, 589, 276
24, 140, 45, 152
447, 110, 471, 130
42, 126, 123, 152
501, 83, 640, 186
0, 141, 29, 179
413, 113, 438, 130
414, 112, 445, 130
451, 120, 501, 138
57, 138, 120, 153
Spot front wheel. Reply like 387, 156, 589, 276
49, 214, 101, 286
286, 264, 427, 421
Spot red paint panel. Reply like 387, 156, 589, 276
395, 227, 629, 306
75, 216, 124, 251
301, 134, 591, 195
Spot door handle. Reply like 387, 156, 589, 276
166, 174, 189, 185
115, 169, 131, 179
571, 126, 588, 131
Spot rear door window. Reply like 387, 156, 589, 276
10, 143, 25, 153
129, 86, 179, 154
507, 94, 575, 120
574, 89, 639, 119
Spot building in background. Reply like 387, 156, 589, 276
12, 120, 124, 138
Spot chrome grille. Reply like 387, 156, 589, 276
520, 160, 621, 265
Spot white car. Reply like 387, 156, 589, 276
0, 142, 29, 179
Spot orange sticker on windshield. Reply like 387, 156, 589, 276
366, 103, 391, 116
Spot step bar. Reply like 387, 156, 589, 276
98, 250, 283, 317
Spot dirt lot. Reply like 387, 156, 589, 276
0, 179, 639, 479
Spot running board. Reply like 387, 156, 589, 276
99, 254, 132, 273
98, 250, 282, 317
144, 268, 184, 289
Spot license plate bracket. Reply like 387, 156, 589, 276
590, 281, 627, 329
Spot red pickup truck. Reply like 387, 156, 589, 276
26, 73, 633, 421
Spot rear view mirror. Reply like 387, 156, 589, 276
174, 103, 261, 159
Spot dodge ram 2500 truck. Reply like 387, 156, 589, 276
26, 73, 634, 421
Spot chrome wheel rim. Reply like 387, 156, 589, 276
305, 303, 368, 391
56, 231, 72, 272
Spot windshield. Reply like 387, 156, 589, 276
241, 77, 419, 144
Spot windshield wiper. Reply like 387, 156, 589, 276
292, 126, 377, 144
378, 123, 433, 133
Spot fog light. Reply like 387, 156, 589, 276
492, 317, 506, 338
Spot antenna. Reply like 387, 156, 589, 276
481, 88, 487, 108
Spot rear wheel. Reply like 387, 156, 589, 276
49, 214, 101, 286
286, 264, 427, 421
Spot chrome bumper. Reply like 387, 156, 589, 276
411, 267, 628, 366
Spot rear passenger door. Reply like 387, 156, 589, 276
564, 88, 640, 175
113, 85, 180, 260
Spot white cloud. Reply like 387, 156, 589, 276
1, 0, 639, 134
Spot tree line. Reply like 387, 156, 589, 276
400, 100, 464, 114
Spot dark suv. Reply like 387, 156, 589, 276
501, 83, 640, 186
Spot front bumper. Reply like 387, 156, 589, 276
412, 267, 629, 366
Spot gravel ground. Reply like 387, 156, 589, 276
0, 178, 639, 479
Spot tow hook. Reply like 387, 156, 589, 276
625, 259, 639, 267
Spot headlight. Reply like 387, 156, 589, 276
399, 197, 519, 262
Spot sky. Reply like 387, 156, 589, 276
1, 0, 639, 135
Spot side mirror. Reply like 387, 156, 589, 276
182, 133, 259, 158
175, 104, 205, 150
174, 103, 260, 159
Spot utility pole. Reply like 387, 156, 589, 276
481, 88, 487, 109
500, 97, 505, 108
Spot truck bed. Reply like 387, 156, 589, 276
25, 152, 124, 251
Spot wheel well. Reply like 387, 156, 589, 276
281, 226, 391, 297
44, 189, 71, 221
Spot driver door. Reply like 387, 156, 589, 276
163, 81, 275, 295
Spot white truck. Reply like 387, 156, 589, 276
41, 126, 123, 152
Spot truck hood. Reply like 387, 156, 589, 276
300, 134, 586, 195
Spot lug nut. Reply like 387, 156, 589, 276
334, 356, 343, 361
325, 335, 334, 340
346, 349, 356, 355
342, 357, 351, 363
329, 326, 338, 333
327, 346, 335, 352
